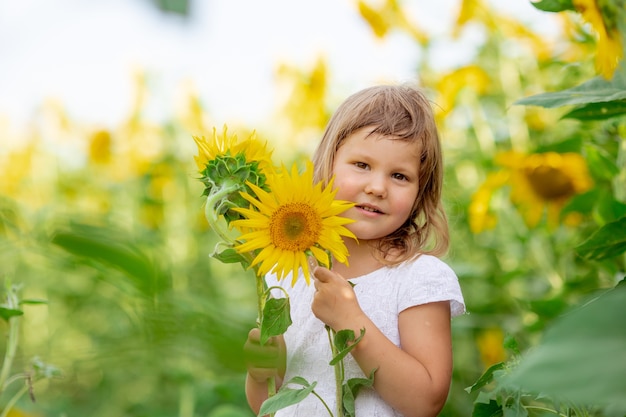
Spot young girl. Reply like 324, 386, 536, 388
245, 84, 465, 417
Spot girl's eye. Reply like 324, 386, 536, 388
392, 173, 408, 181
354, 162, 369, 169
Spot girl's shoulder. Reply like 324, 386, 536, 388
367, 254, 457, 281
398, 254, 457, 276
367, 254, 466, 316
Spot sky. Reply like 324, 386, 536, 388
0, 0, 556, 133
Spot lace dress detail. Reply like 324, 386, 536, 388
266, 254, 466, 417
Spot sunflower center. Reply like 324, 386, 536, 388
270, 202, 321, 251
525, 166, 576, 200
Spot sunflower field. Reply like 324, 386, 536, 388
1, 1, 625, 416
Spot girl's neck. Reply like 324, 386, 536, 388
332, 238, 383, 279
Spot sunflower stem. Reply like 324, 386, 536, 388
326, 326, 344, 417
0, 281, 20, 396
255, 269, 276, 413
204, 181, 240, 245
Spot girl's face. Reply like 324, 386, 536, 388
332, 126, 421, 242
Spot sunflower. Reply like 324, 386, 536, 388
573, 0, 623, 79
231, 162, 356, 286
193, 125, 274, 223
469, 151, 593, 232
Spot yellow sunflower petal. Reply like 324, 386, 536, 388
233, 160, 354, 286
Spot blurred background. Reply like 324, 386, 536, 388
1, 0, 625, 416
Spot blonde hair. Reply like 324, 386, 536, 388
312, 84, 449, 264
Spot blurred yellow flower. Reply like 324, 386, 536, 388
435, 65, 491, 119
476, 328, 506, 368
277, 58, 329, 136
357, 0, 429, 44
468, 170, 509, 234
232, 162, 355, 286
88, 130, 112, 165
470, 151, 593, 232
454, 0, 495, 36
499, 16, 555, 61
358, 0, 391, 38
573, 0, 623, 79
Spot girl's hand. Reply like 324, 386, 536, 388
243, 328, 286, 383
311, 266, 366, 331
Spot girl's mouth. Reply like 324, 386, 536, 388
357, 204, 383, 214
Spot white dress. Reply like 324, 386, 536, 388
265, 254, 466, 417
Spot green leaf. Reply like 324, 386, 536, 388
329, 328, 366, 366
503, 283, 626, 413
595, 194, 626, 224
583, 143, 620, 181
562, 100, 626, 120
502, 335, 520, 356
258, 377, 317, 415
211, 247, 249, 266
465, 362, 506, 394
472, 398, 503, 417
502, 392, 528, 417
260, 297, 292, 345
342, 368, 376, 417
561, 188, 599, 217
533, 137, 582, 154
529, 0, 574, 13
575, 216, 626, 260
51, 223, 167, 297
20, 299, 48, 305
0, 306, 23, 322
515, 66, 626, 108
150, 0, 189, 16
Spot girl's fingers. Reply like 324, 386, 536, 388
312, 266, 333, 283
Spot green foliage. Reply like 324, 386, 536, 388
329, 328, 365, 366
341, 369, 375, 417
0, 306, 23, 322
258, 377, 319, 416
50, 222, 169, 297
259, 297, 292, 345
562, 100, 626, 120
530, 0, 575, 13
149, 0, 189, 16
576, 216, 626, 260
516, 64, 626, 108
504, 281, 626, 414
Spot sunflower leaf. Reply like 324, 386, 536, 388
583, 143, 620, 181
260, 297, 292, 345
562, 100, 626, 120
465, 362, 506, 394
329, 328, 366, 366
0, 306, 23, 322
502, 283, 626, 412
529, 0, 574, 12
19, 299, 48, 305
471, 397, 503, 417
342, 368, 376, 417
211, 247, 249, 267
515, 64, 626, 108
575, 216, 626, 260
258, 377, 317, 415
50, 223, 167, 297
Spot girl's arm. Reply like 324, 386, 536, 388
312, 267, 453, 417
244, 328, 286, 415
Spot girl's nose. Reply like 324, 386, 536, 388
364, 175, 387, 198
